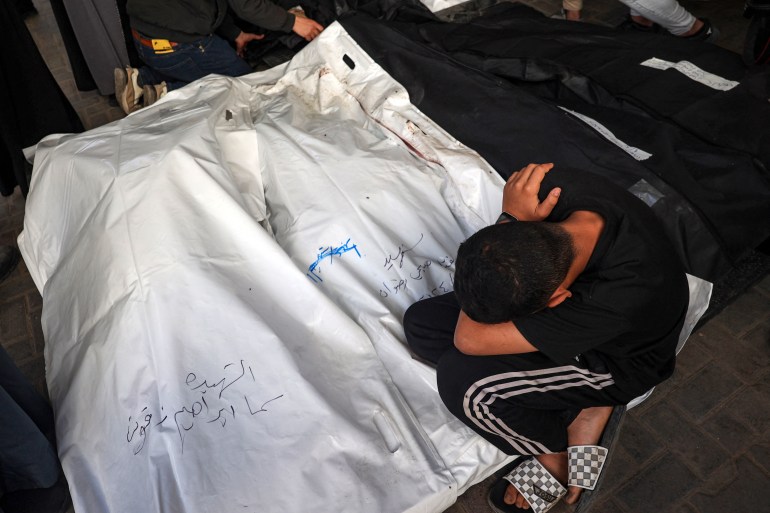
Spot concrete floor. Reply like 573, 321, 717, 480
1, 0, 768, 512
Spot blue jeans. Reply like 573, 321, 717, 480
134, 33, 253, 91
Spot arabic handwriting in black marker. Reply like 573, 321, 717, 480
438, 256, 454, 269
186, 360, 247, 400
219, 360, 246, 399
410, 259, 432, 280
392, 278, 408, 294
431, 281, 451, 296
134, 412, 152, 455
126, 417, 139, 443
380, 278, 410, 297
155, 407, 168, 427
383, 233, 424, 270
173, 401, 203, 453
188, 375, 222, 394
417, 279, 453, 301
127, 408, 152, 450
127, 360, 284, 455
245, 394, 284, 415
207, 405, 236, 427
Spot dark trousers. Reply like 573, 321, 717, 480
134, 33, 253, 91
403, 293, 634, 455
0, 347, 59, 493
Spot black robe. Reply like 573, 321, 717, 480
0, 0, 83, 196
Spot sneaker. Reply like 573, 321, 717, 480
686, 18, 720, 43
114, 66, 143, 114
142, 82, 167, 108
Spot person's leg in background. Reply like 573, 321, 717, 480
563, 0, 583, 21
115, 32, 253, 114
0, 247, 70, 513
0, 347, 70, 513
621, 0, 719, 41
0, 246, 19, 282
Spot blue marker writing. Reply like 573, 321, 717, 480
307, 238, 361, 283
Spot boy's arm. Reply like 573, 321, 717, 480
453, 162, 561, 355
454, 310, 538, 355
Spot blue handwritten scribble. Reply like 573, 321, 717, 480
307, 238, 362, 283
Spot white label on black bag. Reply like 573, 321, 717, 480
559, 107, 653, 161
640, 58, 739, 91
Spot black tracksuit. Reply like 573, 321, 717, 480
404, 169, 689, 455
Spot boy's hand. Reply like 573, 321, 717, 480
502, 163, 561, 221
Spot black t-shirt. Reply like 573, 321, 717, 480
515, 168, 689, 397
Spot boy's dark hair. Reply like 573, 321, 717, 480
454, 222, 575, 323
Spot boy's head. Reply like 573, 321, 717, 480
454, 222, 575, 323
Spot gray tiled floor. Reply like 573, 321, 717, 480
3, 0, 768, 512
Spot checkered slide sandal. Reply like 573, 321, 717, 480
568, 445, 609, 490
502, 458, 567, 513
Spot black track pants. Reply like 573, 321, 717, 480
404, 292, 635, 455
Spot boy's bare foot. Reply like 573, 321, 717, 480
503, 452, 567, 509
502, 406, 613, 509
563, 406, 613, 503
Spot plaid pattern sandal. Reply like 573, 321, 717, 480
488, 407, 625, 513
568, 445, 609, 490
488, 457, 567, 513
